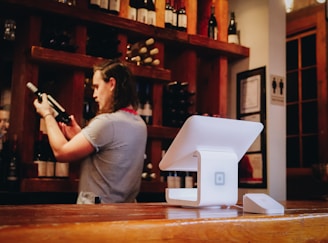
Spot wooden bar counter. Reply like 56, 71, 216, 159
0, 201, 328, 242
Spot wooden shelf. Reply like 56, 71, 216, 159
188, 35, 250, 59
2, 0, 251, 195
2, 0, 249, 60
29, 46, 172, 82
147, 126, 179, 140
21, 178, 79, 192
140, 180, 167, 193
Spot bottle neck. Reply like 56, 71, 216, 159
211, 5, 215, 15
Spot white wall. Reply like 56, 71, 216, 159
228, 0, 286, 201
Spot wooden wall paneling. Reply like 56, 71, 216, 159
10, 15, 41, 168
316, 7, 328, 163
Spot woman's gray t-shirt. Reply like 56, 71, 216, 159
78, 110, 147, 203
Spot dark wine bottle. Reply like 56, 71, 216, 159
171, 0, 178, 30
26, 82, 71, 125
137, 0, 148, 24
228, 11, 239, 44
141, 83, 153, 124
126, 38, 155, 65
208, 5, 218, 40
109, 0, 120, 15
177, 0, 187, 32
128, 0, 138, 20
33, 131, 47, 177
0, 136, 8, 190
6, 134, 19, 192
147, 0, 156, 26
164, 0, 173, 28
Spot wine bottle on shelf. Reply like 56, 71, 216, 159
0, 135, 9, 190
184, 171, 193, 188
166, 171, 175, 188
174, 171, 181, 188
3, 19, 16, 41
41, 23, 77, 53
147, 0, 156, 26
128, 0, 138, 20
6, 134, 20, 192
108, 0, 120, 15
208, 5, 218, 40
130, 38, 155, 55
228, 11, 239, 44
177, 0, 187, 32
45, 136, 56, 178
141, 160, 156, 181
151, 59, 160, 66
33, 131, 47, 177
137, 0, 148, 24
141, 83, 153, 124
164, 0, 173, 28
139, 46, 158, 63
89, 0, 108, 11
100, 0, 109, 11
87, 27, 121, 59
57, 0, 76, 6
26, 82, 71, 125
126, 38, 157, 65
171, 0, 178, 30
162, 81, 194, 127
136, 82, 144, 116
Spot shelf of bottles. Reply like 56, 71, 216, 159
0, 0, 248, 58
159, 139, 197, 189
0, 134, 20, 192
162, 81, 195, 128
0, 0, 250, 193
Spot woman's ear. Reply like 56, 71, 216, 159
108, 77, 116, 91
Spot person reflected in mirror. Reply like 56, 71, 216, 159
0, 105, 10, 142
33, 59, 147, 204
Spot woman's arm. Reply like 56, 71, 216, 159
34, 94, 95, 162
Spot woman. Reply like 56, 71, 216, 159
33, 59, 147, 203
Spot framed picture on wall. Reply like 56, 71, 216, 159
237, 66, 267, 188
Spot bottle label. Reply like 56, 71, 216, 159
90, 0, 101, 6
167, 176, 175, 188
172, 12, 177, 27
174, 175, 181, 188
228, 34, 239, 44
7, 175, 18, 181
137, 9, 148, 24
214, 28, 218, 40
46, 161, 55, 177
128, 7, 137, 20
165, 10, 173, 25
147, 11, 156, 26
99, 0, 108, 9
109, 0, 120, 12
178, 14, 187, 28
35, 160, 47, 177
185, 176, 193, 188
55, 162, 69, 177
209, 27, 218, 40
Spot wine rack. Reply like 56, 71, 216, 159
0, 0, 249, 194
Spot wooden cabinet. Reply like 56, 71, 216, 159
0, 0, 249, 194
286, 4, 328, 199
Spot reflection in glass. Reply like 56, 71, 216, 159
287, 137, 300, 168
301, 34, 316, 67
286, 71, 298, 102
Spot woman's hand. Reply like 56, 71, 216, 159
33, 93, 53, 118
58, 115, 81, 140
